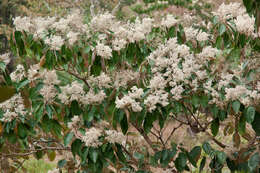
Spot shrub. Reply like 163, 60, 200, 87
0, 2, 260, 172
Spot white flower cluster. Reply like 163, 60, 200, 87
13, 10, 86, 50
127, 17, 154, 43
213, 3, 256, 36
10, 65, 25, 81
88, 72, 112, 88
225, 85, 251, 105
58, 81, 85, 104
105, 130, 126, 145
96, 42, 112, 59
234, 14, 255, 35
114, 70, 140, 88
82, 127, 102, 147
74, 124, 127, 148
0, 53, 11, 65
184, 27, 209, 42
39, 70, 60, 104
44, 36, 64, 51
145, 36, 216, 111
32, 16, 56, 39
161, 14, 178, 28
27, 64, 40, 82
81, 89, 106, 105
58, 81, 106, 105
90, 13, 154, 51
112, 38, 127, 51
90, 12, 115, 32
115, 86, 143, 112
13, 16, 33, 33
68, 115, 80, 129
0, 93, 26, 122
144, 90, 169, 112
67, 31, 79, 46
212, 3, 246, 22
197, 46, 220, 61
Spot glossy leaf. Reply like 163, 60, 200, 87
248, 152, 260, 171
232, 101, 240, 114
188, 146, 201, 167
199, 156, 206, 173
211, 118, 219, 136
245, 106, 255, 123
64, 132, 74, 146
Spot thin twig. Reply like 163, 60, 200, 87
165, 123, 183, 145
205, 131, 226, 149
55, 66, 90, 88
0, 146, 71, 158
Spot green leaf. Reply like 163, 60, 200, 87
58, 159, 67, 168
89, 148, 99, 163
134, 152, 144, 161
120, 113, 128, 134
211, 105, 219, 118
34, 150, 44, 160
143, 112, 157, 134
81, 147, 89, 163
248, 152, 260, 171
188, 146, 201, 167
245, 106, 255, 123
71, 139, 82, 156
160, 149, 176, 167
45, 104, 53, 119
14, 31, 25, 55
218, 110, 227, 121
16, 79, 29, 91
216, 36, 223, 49
112, 109, 124, 129
191, 95, 199, 108
70, 100, 82, 115
0, 62, 6, 71
17, 123, 27, 139
84, 45, 91, 54
175, 152, 187, 171
202, 142, 213, 155
47, 151, 56, 161
199, 156, 206, 172
211, 118, 219, 136
64, 132, 74, 146
218, 24, 226, 35
226, 157, 237, 171
238, 115, 246, 135
216, 151, 226, 165
232, 101, 240, 114
252, 111, 260, 136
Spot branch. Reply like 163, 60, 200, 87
165, 123, 183, 145
151, 129, 166, 148
0, 146, 71, 158
121, 145, 139, 166
205, 131, 226, 149
124, 109, 158, 153
55, 66, 90, 88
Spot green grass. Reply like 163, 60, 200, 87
18, 158, 56, 173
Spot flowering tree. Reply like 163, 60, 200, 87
0, 2, 260, 172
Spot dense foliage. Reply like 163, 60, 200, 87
0, 1, 260, 173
